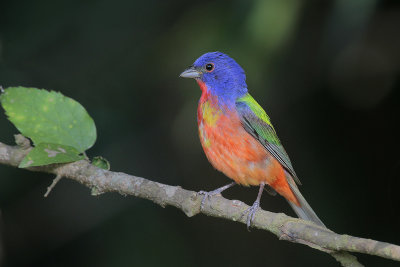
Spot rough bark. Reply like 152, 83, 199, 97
1, 137, 399, 266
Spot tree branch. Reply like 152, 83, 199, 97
1, 137, 399, 266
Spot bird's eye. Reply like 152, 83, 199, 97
205, 63, 214, 72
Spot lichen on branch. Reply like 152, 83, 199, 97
0, 137, 399, 267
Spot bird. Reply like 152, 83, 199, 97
179, 52, 325, 229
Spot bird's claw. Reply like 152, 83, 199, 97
197, 182, 236, 211
197, 190, 218, 210
198, 191, 209, 210
242, 200, 260, 231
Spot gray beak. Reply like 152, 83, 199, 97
179, 66, 201, 79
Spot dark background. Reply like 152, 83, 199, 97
0, 0, 399, 266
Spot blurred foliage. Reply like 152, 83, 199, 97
0, 0, 399, 266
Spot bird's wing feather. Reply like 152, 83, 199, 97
235, 93, 301, 185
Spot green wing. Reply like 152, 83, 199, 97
236, 93, 301, 185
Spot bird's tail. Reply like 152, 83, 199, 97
286, 177, 325, 227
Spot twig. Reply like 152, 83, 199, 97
44, 174, 63, 197
0, 138, 399, 266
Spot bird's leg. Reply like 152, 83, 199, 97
198, 182, 236, 210
243, 182, 265, 231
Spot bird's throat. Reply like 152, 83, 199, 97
196, 79, 208, 93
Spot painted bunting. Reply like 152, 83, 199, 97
180, 52, 325, 228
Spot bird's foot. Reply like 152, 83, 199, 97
242, 200, 260, 231
197, 189, 222, 211
197, 182, 236, 210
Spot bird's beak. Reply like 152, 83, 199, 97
179, 66, 201, 79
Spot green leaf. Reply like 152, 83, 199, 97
0, 87, 96, 152
19, 143, 84, 168
92, 156, 110, 170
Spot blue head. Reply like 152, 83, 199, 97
180, 52, 248, 104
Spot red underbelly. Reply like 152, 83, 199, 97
199, 115, 284, 187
